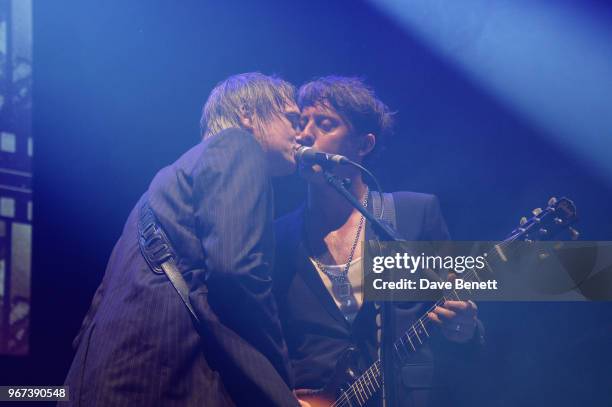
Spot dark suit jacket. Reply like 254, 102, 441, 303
63, 129, 298, 407
273, 192, 483, 407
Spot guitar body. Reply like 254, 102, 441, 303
297, 347, 368, 407
296, 391, 335, 407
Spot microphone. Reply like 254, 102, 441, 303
294, 146, 351, 167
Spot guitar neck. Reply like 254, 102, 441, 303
333, 197, 577, 407
391, 240, 511, 361
333, 297, 444, 406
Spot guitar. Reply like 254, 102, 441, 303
297, 197, 578, 407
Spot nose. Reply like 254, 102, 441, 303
296, 122, 315, 147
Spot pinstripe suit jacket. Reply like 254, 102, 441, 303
63, 129, 298, 407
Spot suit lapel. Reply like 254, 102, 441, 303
289, 207, 351, 329
352, 191, 383, 328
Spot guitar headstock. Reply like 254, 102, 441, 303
508, 197, 578, 242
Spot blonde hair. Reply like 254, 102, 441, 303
201, 72, 295, 138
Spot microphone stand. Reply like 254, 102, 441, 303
323, 169, 401, 407
322, 171, 399, 241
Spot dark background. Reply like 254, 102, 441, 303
3, 0, 612, 405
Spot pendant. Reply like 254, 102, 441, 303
334, 281, 352, 303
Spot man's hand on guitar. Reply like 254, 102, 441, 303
428, 300, 478, 343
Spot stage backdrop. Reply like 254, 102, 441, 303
0, 0, 32, 357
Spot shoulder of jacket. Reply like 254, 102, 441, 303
391, 191, 438, 207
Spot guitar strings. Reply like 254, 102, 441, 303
331, 237, 523, 407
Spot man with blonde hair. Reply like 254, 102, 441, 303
63, 73, 302, 406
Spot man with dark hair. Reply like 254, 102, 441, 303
274, 76, 482, 406
63, 73, 302, 407
296, 76, 394, 166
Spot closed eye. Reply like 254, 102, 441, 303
316, 117, 338, 132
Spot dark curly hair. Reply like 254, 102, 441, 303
298, 76, 394, 164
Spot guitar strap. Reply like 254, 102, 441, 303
137, 197, 202, 325
137, 198, 302, 406
371, 190, 397, 232
370, 191, 400, 407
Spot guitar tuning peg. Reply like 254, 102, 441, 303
554, 217, 564, 225
519, 216, 528, 226
548, 197, 558, 206
569, 227, 580, 240
539, 228, 548, 235
532, 208, 543, 216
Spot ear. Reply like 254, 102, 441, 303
239, 104, 255, 132
358, 133, 376, 157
